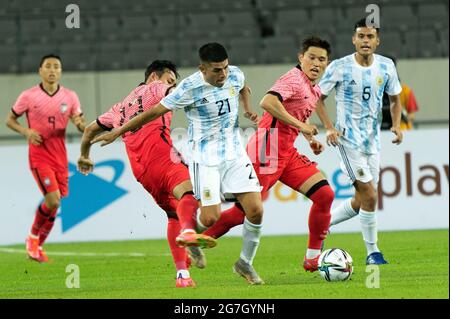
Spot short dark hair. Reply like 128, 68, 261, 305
144, 60, 179, 82
300, 36, 331, 58
40, 54, 61, 67
354, 18, 380, 33
199, 42, 228, 63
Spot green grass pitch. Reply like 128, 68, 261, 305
0, 229, 447, 299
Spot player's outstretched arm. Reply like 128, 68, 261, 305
389, 94, 403, 145
5, 111, 42, 145
260, 94, 318, 135
78, 121, 104, 175
91, 103, 170, 146
315, 95, 340, 146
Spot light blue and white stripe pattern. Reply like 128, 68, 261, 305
319, 54, 402, 154
161, 65, 246, 165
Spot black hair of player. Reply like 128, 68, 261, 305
354, 18, 380, 34
144, 60, 179, 82
300, 36, 331, 59
40, 54, 62, 67
199, 43, 228, 63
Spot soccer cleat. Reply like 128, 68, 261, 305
303, 255, 320, 272
38, 247, 49, 263
233, 258, 265, 285
176, 277, 196, 288
25, 235, 40, 261
187, 246, 206, 269
366, 252, 388, 265
176, 231, 217, 249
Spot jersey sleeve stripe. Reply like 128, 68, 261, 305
96, 118, 112, 131
11, 108, 22, 117
267, 91, 283, 102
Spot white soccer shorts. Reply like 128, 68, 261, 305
189, 155, 262, 206
337, 144, 380, 185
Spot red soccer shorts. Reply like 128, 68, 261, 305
31, 166, 68, 197
254, 150, 321, 197
138, 156, 191, 212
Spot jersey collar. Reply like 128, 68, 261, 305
39, 83, 60, 97
295, 64, 313, 84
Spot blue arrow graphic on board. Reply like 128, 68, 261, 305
60, 160, 128, 233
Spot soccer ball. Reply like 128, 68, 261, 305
318, 248, 353, 282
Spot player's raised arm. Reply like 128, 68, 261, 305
259, 93, 318, 136
315, 95, 341, 146
78, 120, 105, 175
389, 94, 403, 144
5, 111, 43, 145
91, 103, 170, 146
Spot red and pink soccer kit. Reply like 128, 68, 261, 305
97, 81, 190, 212
12, 84, 82, 196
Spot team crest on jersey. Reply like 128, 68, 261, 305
229, 87, 236, 96
203, 189, 212, 200
376, 76, 384, 86
357, 169, 365, 177
60, 103, 68, 113
44, 178, 51, 186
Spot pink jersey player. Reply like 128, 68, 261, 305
78, 60, 216, 288
6, 54, 86, 263
203, 37, 335, 272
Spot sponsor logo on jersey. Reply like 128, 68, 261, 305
200, 97, 209, 104
349, 80, 357, 86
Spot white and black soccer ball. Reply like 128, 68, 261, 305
318, 248, 353, 282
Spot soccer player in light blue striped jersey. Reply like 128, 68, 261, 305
92, 43, 265, 285
315, 18, 403, 265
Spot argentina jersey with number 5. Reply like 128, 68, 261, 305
319, 54, 402, 154
161, 65, 246, 165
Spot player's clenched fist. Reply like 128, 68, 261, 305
77, 156, 94, 175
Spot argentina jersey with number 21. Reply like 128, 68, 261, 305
161, 65, 246, 166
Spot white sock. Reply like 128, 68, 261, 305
195, 209, 207, 232
29, 233, 39, 239
359, 209, 380, 255
177, 269, 190, 279
330, 198, 359, 226
306, 249, 321, 259
240, 218, 262, 265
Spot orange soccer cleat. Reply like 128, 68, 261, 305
303, 255, 320, 272
176, 276, 196, 288
176, 231, 217, 249
38, 247, 49, 263
25, 235, 40, 261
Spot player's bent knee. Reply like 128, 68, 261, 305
202, 214, 219, 227
306, 180, 334, 205
245, 204, 264, 224
45, 199, 60, 210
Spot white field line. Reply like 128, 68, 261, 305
0, 247, 170, 257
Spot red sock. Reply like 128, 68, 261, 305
167, 217, 188, 270
39, 211, 57, 246
30, 202, 54, 236
203, 204, 245, 239
176, 193, 198, 232
308, 184, 334, 249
